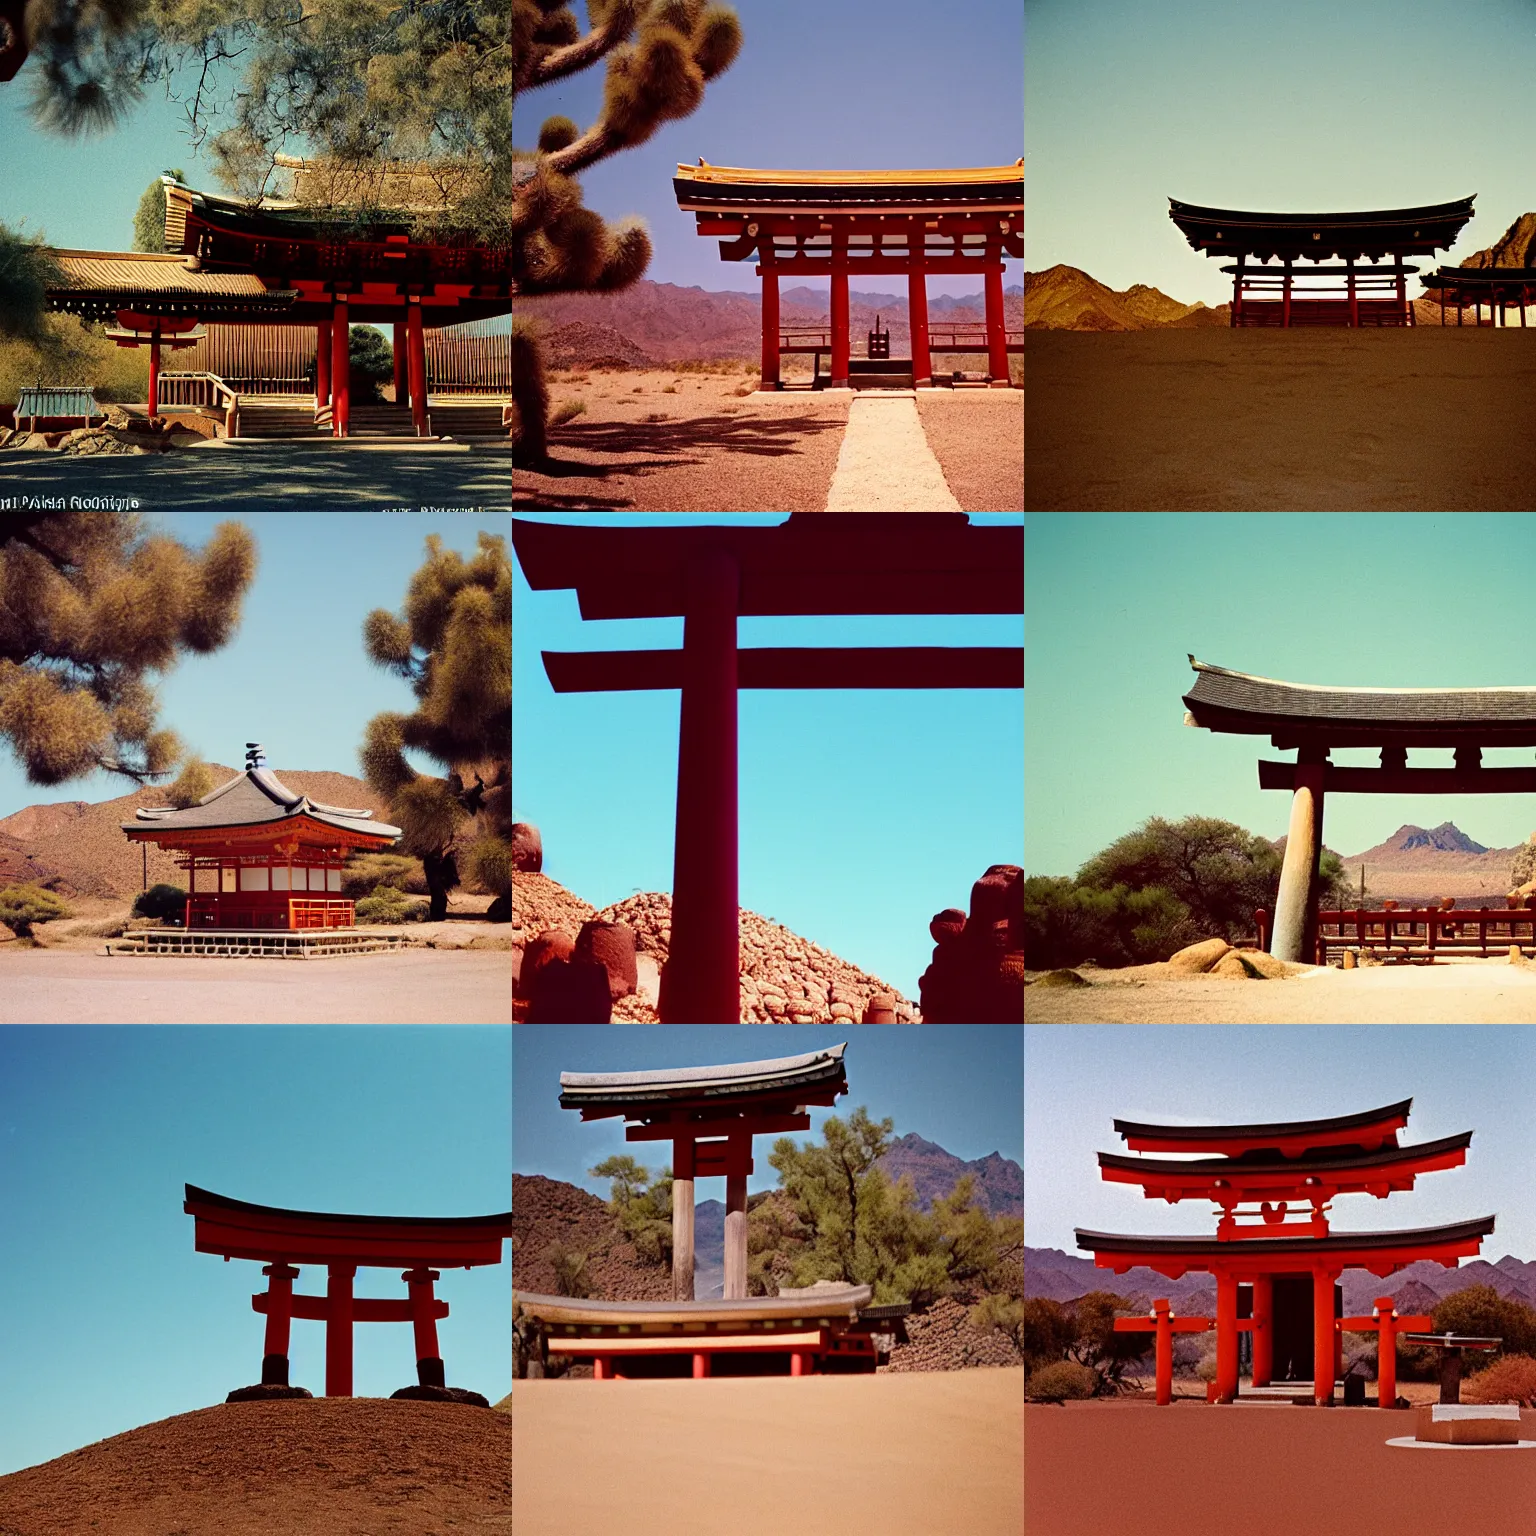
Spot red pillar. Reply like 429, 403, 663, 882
791, 1350, 806, 1377
1347, 258, 1358, 328
693, 1352, 709, 1379
830, 235, 850, 388
1151, 1299, 1174, 1406
594, 1355, 610, 1381
1215, 1269, 1239, 1403
393, 320, 408, 407
1252, 1276, 1274, 1387
405, 1267, 444, 1387
659, 549, 740, 1024
317, 320, 332, 414
1375, 1299, 1398, 1409
909, 261, 931, 387
331, 299, 351, 437
1281, 262, 1293, 328
1313, 1266, 1335, 1405
148, 332, 162, 419
260, 1263, 300, 1386
760, 253, 781, 391
984, 259, 1009, 387
407, 304, 428, 436
1232, 253, 1244, 326
1395, 252, 1407, 325
326, 1262, 355, 1396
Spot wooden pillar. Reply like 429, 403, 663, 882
760, 253, 781, 390
1270, 755, 1326, 962
693, 1352, 709, 1379
724, 1133, 748, 1301
317, 320, 332, 410
672, 1135, 695, 1301
148, 332, 162, 419
1252, 1276, 1274, 1387
1151, 1299, 1174, 1405
1215, 1269, 1239, 1403
260, 1263, 300, 1385
1231, 253, 1244, 326
791, 1350, 808, 1377
830, 235, 850, 388
408, 303, 429, 435
1282, 260, 1292, 328
326, 1262, 355, 1396
984, 258, 1009, 386
1375, 1299, 1398, 1408
1347, 258, 1358, 327
908, 259, 931, 387
594, 1355, 610, 1381
659, 550, 740, 1023
331, 299, 351, 437
1395, 253, 1407, 325
1312, 1266, 1335, 1405
404, 1267, 444, 1387
393, 321, 408, 406
1523, 285, 1529, 327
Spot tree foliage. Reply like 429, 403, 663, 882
360, 532, 510, 922
131, 168, 184, 253
0, 514, 256, 786
131, 881, 186, 921
0, 882, 72, 938
590, 1153, 674, 1266
162, 755, 214, 808
0, 223, 66, 342
511, 0, 742, 457
348, 326, 394, 404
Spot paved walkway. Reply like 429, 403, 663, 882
823, 394, 963, 510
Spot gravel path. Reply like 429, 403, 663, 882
1026, 957, 1536, 1022
824, 395, 962, 510
917, 392, 1024, 511
0, 949, 511, 1022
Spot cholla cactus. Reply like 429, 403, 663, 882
512, 0, 742, 459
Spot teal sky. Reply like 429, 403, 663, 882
1027, 0, 1536, 307
0, 1026, 510, 1477
518, 0, 1023, 299
514, 1025, 1023, 1202
0, 512, 511, 823
1028, 513, 1536, 876
1025, 1025, 1534, 1259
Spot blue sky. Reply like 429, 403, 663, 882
513, 514, 1024, 1002
0, 512, 511, 823
518, 0, 1023, 298
1027, 0, 1536, 306
514, 1024, 1023, 1202
0, 1026, 510, 1477
1025, 1025, 1534, 1260
1029, 513, 1536, 877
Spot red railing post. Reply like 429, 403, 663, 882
1255, 909, 1269, 952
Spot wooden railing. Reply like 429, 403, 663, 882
157, 371, 242, 434
1314, 907, 1536, 964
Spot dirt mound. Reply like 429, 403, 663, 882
0, 766, 393, 901
0, 1397, 509, 1536
883, 1293, 1024, 1373
512, 1173, 673, 1303
539, 320, 656, 370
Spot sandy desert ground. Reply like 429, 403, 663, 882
0, 1398, 511, 1536
512, 1366, 1023, 1536
1026, 956, 1536, 1022
1025, 1403, 1536, 1536
0, 949, 512, 1023
514, 367, 1022, 510
1026, 329, 1536, 509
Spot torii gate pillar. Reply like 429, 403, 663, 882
1271, 753, 1326, 962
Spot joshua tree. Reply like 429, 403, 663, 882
512, 0, 742, 458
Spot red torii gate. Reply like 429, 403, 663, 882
184, 1184, 510, 1399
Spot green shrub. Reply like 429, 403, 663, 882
542, 1240, 592, 1300
1025, 875, 1196, 970
1025, 1361, 1097, 1401
132, 884, 187, 922
0, 883, 72, 939
341, 853, 427, 897
549, 399, 586, 425
354, 884, 430, 924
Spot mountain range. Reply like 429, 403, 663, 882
516, 277, 1024, 363
1026, 1247, 1536, 1316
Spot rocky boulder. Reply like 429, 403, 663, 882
1166, 937, 1231, 974
918, 864, 1024, 1022
512, 822, 543, 873
575, 919, 638, 1001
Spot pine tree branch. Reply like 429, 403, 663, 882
528, 8, 634, 89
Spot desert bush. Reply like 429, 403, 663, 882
1023, 1297, 1076, 1374
970, 1294, 1024, 1359
341, 853, 428, 897
354, 885, 430, 924
542, 1240, 592, 1300
1400, 1286, 1536, 1380
1060, 1291, 1151, 1389
662, 384, 677, 393
132, 883, 187, 922
1025, 1360, 1097, 1402
550, 399, 586, 425
1193, 1344, 1219, 1383
1025, 875, 1197, 970
0, 883, 72, 939
1465, 1353, 1536, 1406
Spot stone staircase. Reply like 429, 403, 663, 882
432, 399, 511, 439
107, 928, 411, 958
234, 395, 324, 438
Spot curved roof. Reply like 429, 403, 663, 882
1114, 1097, 1412, 1150
123, 764, 401, 843
674, 161, 1023, 213
513, 1285, 873, 1326
1099, 1131, 1471, 1180
1076, 1216, 1496, 1258
1424, 266, 1536, 288
1183, 658, 1536, 745
1169, 197, 1475, 260
559, 1043, 847, 1108
44, 251, 299, 324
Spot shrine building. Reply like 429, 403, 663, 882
1079, 1098, 1494, 1406
515, 1043, 910, 1379
122, 745, 401, 931
673, 161, 1022, 391
184, 1183, 510, 1401
1182, 656, 1536, 962
1169, 197, 1475, 327
1421, 264, 1536, 327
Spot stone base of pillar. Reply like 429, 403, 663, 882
261, 1352, 291, 1386
987, 377, 1013, 389
226, 1382, 314, 1402
388, 1384, 492, 1407
416, 1355, 446, 1388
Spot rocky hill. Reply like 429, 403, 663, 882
0, 766, 394, 901
1335, 821, 1525, 904
1458, 212, 1536, 269
1345, 822, 1496, 863
538, 320, 656, 370
876, 1133, 1022, 1219
1025, 264, 1227, 330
